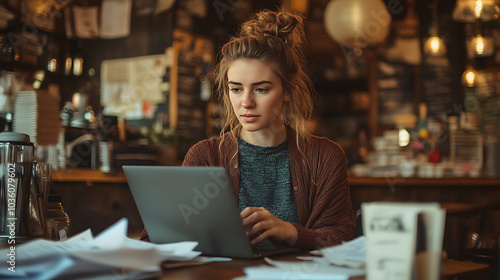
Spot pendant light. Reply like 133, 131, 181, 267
462, 65, 478, 87
323, 0, 391, 48
469, 33, 495, 56
452, 0, 500, 22
424, 35, 447, 56
423, 0, 447, 56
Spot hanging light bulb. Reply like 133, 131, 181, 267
469, 33, 494, 56
452, 0, 500, 22
474, 34, 485, 53
424, 1, 447, 56
475, 0, 484, 18
424, 35, 447, 56
462, 66, 478, 87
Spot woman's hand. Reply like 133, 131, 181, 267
240, 207, 298, 246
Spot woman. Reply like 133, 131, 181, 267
141, 9, 355, 250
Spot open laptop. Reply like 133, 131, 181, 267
123, 165, 299, 259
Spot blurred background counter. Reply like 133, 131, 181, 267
349, 176, 500, 261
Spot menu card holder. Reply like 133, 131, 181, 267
362, 202, 446, 280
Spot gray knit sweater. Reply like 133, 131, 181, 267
237, 139, 299, 224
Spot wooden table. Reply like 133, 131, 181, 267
0, 243, 489, 279
159, 253, 491, 280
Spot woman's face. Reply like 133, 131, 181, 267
227, 59, 289, 135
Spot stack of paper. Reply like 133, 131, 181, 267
235, 237, 366, 280
13, 91, 62, 146
0, 218, 201, 279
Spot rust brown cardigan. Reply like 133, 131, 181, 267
140, 130, 355, 250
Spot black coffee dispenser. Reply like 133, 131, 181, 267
0, 132, 47, 243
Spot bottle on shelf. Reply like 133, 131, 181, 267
98, 115, 118, 174
99, 135, 114, 174
45, 195, 71, 241
417, 102, 429, 140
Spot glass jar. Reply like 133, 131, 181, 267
46, 195, 71, 241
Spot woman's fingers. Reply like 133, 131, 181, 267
246, 220, 271, 237
250, 229, 272, 245
240, 206, 297, 245
240, 207, 265, 219
241, 207, 268, 227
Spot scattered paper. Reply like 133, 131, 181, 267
320, 236, 366, 268
235, 235, 368, 280
238, 258, 364, 280
235, 255, 364, 280
0, 218, 201, 279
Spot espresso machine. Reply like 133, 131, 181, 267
0, 132, 48, 243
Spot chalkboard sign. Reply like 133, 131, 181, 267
417, 0, 464, 120
377, 60, 416, 126
170, 29, 214, 158
421, 55, 455, 119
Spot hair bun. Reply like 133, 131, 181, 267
240, 10, 305, 47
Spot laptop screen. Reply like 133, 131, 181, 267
123, 165, 255, 259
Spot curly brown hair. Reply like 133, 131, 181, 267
213, 9, 315, 156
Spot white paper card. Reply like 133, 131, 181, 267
362, 202, 445, 280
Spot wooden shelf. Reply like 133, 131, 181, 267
348, 176, 500, 188
51, 170, 500, 187
51, 169, 500, 188
52, 169, 127, 185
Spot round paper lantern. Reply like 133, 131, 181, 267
324, 0, 391, 48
